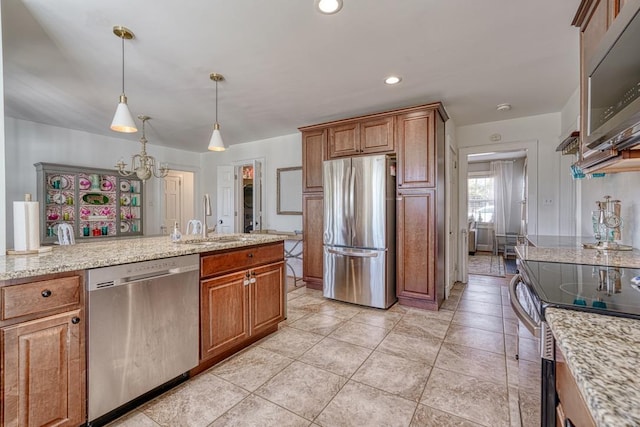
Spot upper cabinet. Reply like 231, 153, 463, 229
396, 110, 436, 188
301, 129, 327, 193
35, 163, 144, 244
327, 117, 395, 159
573, 0, 640, 173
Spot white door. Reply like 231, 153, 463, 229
163, 174, 182, 234
252, 160, 263, 232
216, 165, 235, 233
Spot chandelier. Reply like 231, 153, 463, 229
115, 115, 169, 182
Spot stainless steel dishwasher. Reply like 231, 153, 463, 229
86, 254, 199, 426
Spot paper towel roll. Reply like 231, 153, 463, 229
13, 199, 40, 251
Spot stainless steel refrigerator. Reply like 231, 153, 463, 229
323, 154, 396, 309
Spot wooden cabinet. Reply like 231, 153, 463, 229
396, 190, 441, 309
302, 129, 327, 193
1, 273, 86, 427
35, 162, 144, 244
302, 194, 324, 290
198, 243, 285, 367
327, 117, 394, 159
299, 103, 448, 306
555, 344, 596, 427
397, 109, 436, 188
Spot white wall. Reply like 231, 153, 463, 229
0, 8, 5, 254
201, 133, 303, 233
4, 118, 201, 247
457, 112, 570, 237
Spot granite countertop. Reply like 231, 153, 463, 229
545, 308, 640, 427
517, 235, 640, 268
0, 234, 286, 281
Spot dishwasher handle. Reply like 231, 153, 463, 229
508, 274, 541, 338
120, 265, 199, 286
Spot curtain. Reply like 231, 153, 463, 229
491, 160, 513, 235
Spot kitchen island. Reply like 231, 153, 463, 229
546, 308, 640, 427
0, 234, 287, 427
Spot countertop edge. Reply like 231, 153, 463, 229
0, 234, 287, 281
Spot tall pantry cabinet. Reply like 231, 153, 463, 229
299, 103, 448, 309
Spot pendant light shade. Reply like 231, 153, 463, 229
207, 73, 226, 152
110, 26, 137, 133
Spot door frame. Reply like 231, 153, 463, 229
232, 157, 265, 233
156, 165, 199, 235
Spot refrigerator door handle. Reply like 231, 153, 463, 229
327, 248, 379, 258
349, 165, 356, 242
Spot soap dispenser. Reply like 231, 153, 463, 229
170, 221, 182, 242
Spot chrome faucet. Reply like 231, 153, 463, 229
202, 194, 212, 238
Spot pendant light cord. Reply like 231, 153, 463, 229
215, 79, 219, 124
121, 35, 125, 95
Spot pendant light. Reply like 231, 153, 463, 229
207, 73, 226, 152
110, 26, 137, 133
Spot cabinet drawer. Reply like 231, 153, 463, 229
1, 276, 81, 320
201, 243, 284, 278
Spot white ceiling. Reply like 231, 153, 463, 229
2, 0, 581, 153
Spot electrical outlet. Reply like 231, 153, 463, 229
543, 199, 553, 205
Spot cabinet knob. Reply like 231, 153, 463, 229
71, 317, 81, 324
41, 289, 52, 298
248, 253, 254, 258
251, 271, 256, 276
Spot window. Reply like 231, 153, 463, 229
468, 174, 494, 223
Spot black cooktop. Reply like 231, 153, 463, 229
521, 260, 640, 319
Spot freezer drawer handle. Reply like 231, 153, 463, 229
508, 274, 541, 338
327, 248, 379, 258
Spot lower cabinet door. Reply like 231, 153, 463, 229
250, 262, 285, 336
201, 271, 250, 361
1, 309, 85, 427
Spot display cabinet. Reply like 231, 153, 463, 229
35, 163, 144, 243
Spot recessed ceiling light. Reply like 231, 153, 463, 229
316, 0, 343, 14
497, 103, 512, 111
384, 76, 402, 85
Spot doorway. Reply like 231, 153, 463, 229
162, 170, 195, 235
215, 159, 264, 233
459, 140, 538, 281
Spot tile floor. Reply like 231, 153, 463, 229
108, 275, 541, 427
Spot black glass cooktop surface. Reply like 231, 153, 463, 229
521, 260, 640, 319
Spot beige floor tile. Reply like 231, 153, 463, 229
255, 361, 347, 420
410, 404, 482, 427
502, 305, 517, 320
142, 374, 248, 427
452, 282, 466, 291
388, 303, 411, 314
352, 351, 431, 401
350, 309, 404, 329
405, 306, 455, 322
393, 314, 451, 340
210, 346, 293, 391
505, 334, 539, 362
519, 387, 541, 427
421, 368, 509, 427
444, 324, 505, 355
503, 318, 519, 336
328, 320, 389, 349
456, 299, 504, 317
299, 337, 372, 377
516, 359, 540, 392
376, 331, 442, 365
452, 310, 504, 333
289, 313, 346, 336
461, 290, 503, 305
288, 295, 327, 312
315, 301, 363, 320
258, 326, 324, 358
209, 395, 309, 427
106, 411, 160, 427
508, 386, 522, 427
465, 283, 502, 295
316, 380, 417, 427
435, 342, 507, 385
440, 298, 460, 311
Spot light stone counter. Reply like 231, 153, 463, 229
0, 234, 286, 281
545, 308, 640, 427
516, 235, 640, 268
